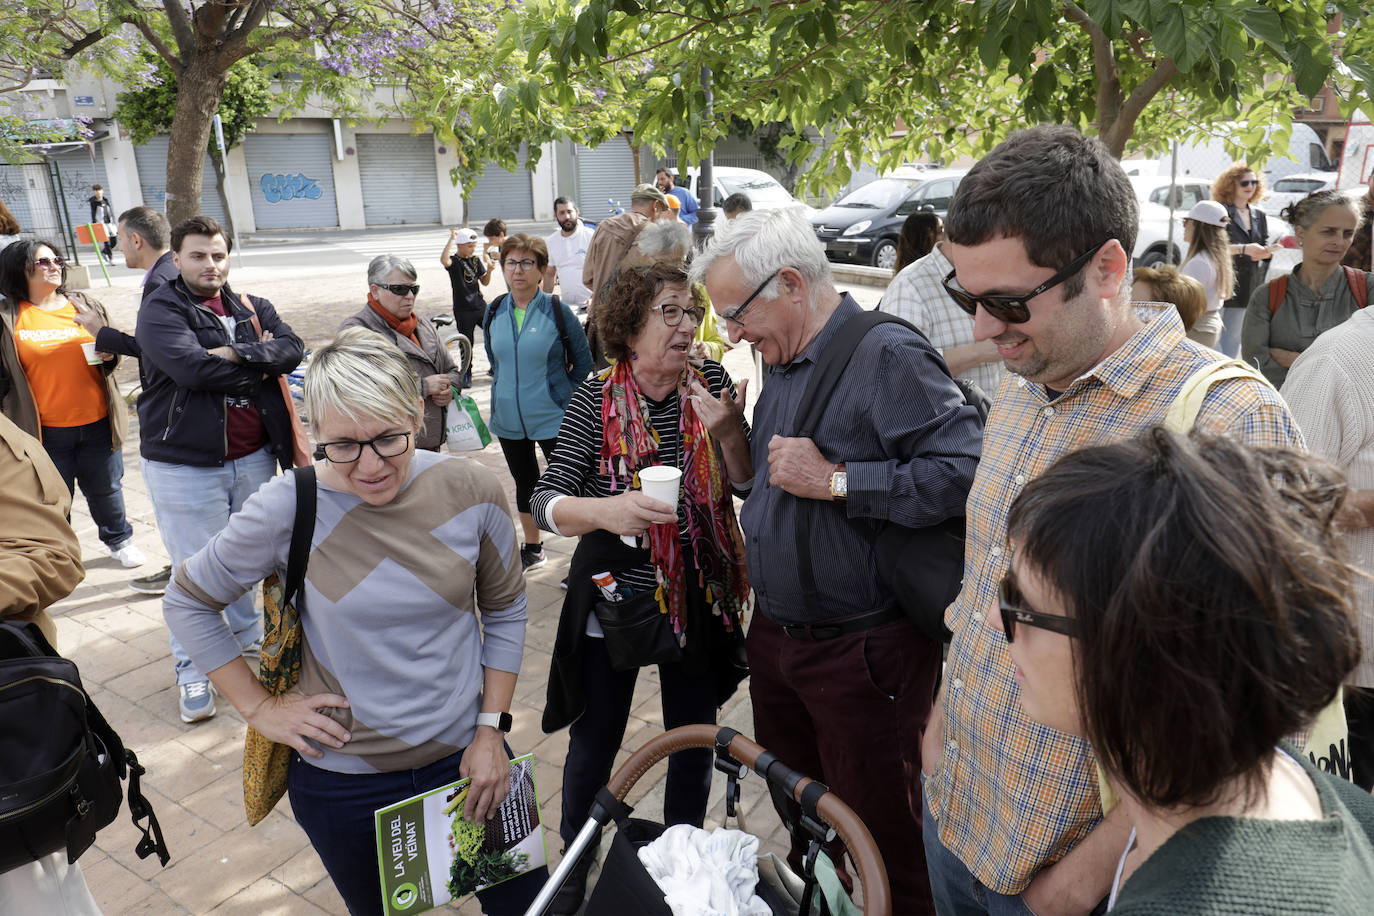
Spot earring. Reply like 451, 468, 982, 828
630, 349, 638, 360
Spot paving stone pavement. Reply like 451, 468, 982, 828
54, 252, 891, 914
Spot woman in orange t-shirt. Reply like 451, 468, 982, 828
0, 240, 145, 567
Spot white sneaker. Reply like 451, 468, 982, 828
178, 680, 216, 723
107, 542, 147, 568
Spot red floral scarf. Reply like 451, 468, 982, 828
599, 360, 749, 640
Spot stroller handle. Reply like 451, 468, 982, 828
606, 723, 892, 916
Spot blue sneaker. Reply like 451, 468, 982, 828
178, 680, 216, 724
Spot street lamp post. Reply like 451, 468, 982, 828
693, 64, 718, 244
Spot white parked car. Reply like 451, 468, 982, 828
684, 166, 813, 216
1257, 171, 1339, 218
1128, 176, 1215, 267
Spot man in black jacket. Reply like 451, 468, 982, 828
135, 215, 303, 723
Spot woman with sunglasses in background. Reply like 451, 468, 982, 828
340, 254, 463, 451
164, 328, 547, 915
485, 233, 594, 571
0, 239, 147, 568
531, 262, 752, 915
998, 429, 1374, 913
1213, 163, 1274, 356
1243, 189, 1369, 388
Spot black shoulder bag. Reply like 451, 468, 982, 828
0, 620, 170, 872
791, 309, 988, 643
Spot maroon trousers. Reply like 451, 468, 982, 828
747, 612, 941, 915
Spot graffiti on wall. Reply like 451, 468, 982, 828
259, 172, 323, 203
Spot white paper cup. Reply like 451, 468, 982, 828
638, 465, 683, 508
80, 341, 101, 365
622, 466, 683, 547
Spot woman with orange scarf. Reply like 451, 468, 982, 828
531, 262, 752, 915
339, 255, 461, 451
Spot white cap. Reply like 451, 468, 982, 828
453, 227, 480, 243
1185, 200, 1230, 228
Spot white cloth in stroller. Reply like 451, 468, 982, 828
637, 824, 772, 916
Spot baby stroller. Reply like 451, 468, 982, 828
524, 724, 891, 916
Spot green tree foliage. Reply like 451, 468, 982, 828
115, 54, 269, 150
486, 0, 1374, 195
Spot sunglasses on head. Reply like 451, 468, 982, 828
998, 573, 1079, 643
942, 242, 1107, 325
378, 282, 419, 297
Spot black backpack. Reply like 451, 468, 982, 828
0, 620, 169, 872
791, 309, 989, 644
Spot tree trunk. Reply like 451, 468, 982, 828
624, 131, 641, 186
164, 53, 231, 226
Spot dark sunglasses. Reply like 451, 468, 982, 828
32, 256, 66, 270
942, 242, 1107, 324
721, 268, 783, 325
1238, 179, 1259, 188
377, 282, 419, 297
998, 573, 1078, 643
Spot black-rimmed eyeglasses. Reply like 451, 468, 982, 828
377, 283, 419, 297
313, 432, 412, 464
721, 268, 783, 325
998, 573, 1079, 643
942, 242, 1107, 325
654, 303, 706, 327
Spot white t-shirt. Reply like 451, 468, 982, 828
1181, 251, 1222, 313
545, 223, 596, 305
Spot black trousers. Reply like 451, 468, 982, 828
497, 436, 556, 515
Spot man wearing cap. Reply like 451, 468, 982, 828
1178, 199, 1233, 349
441, 227, 491, 377
541, 197, 596, 314
656, 168, 698, 225
581, 183, 669, 307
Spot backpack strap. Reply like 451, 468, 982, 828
1268, 274, 1289, 315
549, 293, 575, 371
283, 465, 317, 607
1344, 266, 1369, 308
1163, 359, 1273, 434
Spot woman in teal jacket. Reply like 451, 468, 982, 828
485, 234, 594, 569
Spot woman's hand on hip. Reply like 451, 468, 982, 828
606, 490, 678, 536
246, 691, 351, 759
689, 377, 747, 446
459, 727, 511, 823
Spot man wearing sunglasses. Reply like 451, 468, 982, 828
920, 125, 1302, 916
692, 207, 983, 915
135, 215, 305, 724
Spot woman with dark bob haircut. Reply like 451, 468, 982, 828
999, 428, 1374, 913
530, 261, 752, 914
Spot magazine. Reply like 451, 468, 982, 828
374, 754, 545, 915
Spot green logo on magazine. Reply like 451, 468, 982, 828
391, 883, 419, 910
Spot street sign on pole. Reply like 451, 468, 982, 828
213, 113, 245, 268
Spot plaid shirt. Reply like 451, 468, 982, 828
880, 245, 1008, 396
924, 308, 1302, 894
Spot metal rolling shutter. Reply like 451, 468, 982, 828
49, 148, 109, 232
466, 145, 533, 221
356, 133, 441, 226
575, 141, 637, 220
242, 133, 339, 229
132, 137, 227, 222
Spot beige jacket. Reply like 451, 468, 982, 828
0, 291, 130, 452
0, 412, 83, 647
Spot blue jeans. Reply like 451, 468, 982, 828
921, 787, 1109, 916
142, 447, 274, 683
1217, 306, 1245, 359
41, 419, 133, 549
288, 750, 548, 916
922, 787, 1039, 916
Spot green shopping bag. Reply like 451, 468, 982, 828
445, 389, 492, 452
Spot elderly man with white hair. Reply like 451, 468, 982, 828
690, 207, 983, 914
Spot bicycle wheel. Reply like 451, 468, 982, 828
443, 331, 473, 376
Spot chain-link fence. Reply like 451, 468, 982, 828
0, 159, 81, 261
